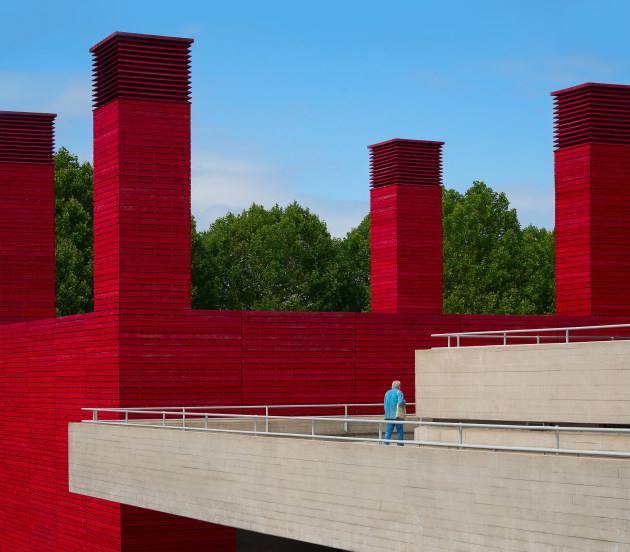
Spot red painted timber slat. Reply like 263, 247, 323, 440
369, 139, 444, 314
5, 37, 630, 552
553, 83, 630, 314
0, 112, 56, 325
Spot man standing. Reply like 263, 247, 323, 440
383, 380, 405, 446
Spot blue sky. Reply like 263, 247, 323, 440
2, 0, 629, 236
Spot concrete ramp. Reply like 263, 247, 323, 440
69, 422, 630, 552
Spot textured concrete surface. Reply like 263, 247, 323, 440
416, 340, 630, 424
69, 423, 630, 552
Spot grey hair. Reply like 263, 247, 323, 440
392, 380, 401, 389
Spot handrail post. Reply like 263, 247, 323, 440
379, 422, 382, 441
204, 414, 208, 430
456, 335, 460, 347
311, 419, 315, 437
162, 412, 166, 427
566, 329, 569, 343
503, 332, 506, 346
182, 408, 186, 430
447, 335, 451, 348
93, 410, 97, 422
555, 426, 559, 455
344, 405, 348, 433
254, 417, 258, 434
536, 335, 540, 345
125, 410, 128, 425
459, 424, 463, 449
265, 407, 269, 432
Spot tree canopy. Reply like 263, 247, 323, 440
442, 181, 554, 315
54, 148, 94, 317
192, 202, 341, 311
52, 148, 555, 316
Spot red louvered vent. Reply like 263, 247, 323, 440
552, 82, 630, 149
0, 112, 55, 162
90, 32, 193, 108
368, 139, 444, 188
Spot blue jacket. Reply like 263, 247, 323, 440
384, 387, 405, 420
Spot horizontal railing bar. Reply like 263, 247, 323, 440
80, 420, 630, 458
432, 322, 630, 338
432, 335, 630, 340
81, 409, 630, 434
81, 402, 411, 412
82, 411, 415, 423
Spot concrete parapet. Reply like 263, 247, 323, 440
416, 340, 630, 424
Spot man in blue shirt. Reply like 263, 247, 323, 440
383, 380, 405, 446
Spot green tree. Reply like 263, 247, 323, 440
192, 202, 339, 311
519, 224, 555, 314
191, 215, 221, 310
54, 148, 94, 317
442, 181, 554, 315
51, 151, 554, 316
330, 214, 371, 312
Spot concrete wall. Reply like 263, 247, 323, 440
69, 423, 630, 552
416, 340, 630, 424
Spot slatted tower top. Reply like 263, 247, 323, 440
0, 111, 55, 162
90, 31, 193, 108
368, 139, 444, 188
551, 82, 630, 149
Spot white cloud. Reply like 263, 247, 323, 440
0, 70, 93, 161
191, 148, 368, 237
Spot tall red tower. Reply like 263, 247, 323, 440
90, 32, 193, 314
368, 139, 444, 313
553, 83, 630, 315
0, 112, 56, 324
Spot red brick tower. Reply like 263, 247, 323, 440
368, 139, 444, 313
91, 32, 193, 314
0, 112, 56, 323
553, 83, 630, 315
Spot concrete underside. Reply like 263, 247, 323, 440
236, 529, 341, 551
69, 423, 630, 552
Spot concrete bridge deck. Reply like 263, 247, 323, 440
69, 421, 630, 552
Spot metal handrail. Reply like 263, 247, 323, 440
87, 402, 404, 412
432, 322, 630, 347
82, 403, 416, 434
80, 406, 630, 458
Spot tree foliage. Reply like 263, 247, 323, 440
54, 148, 94, 317
329, 214, 371, 312
192, 202, 341, 311
442, 181, 554, 315
51, 148, 554, 316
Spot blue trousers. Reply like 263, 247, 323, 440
384, 418, 404, 445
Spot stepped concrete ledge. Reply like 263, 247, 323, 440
69, 422, 630, 552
